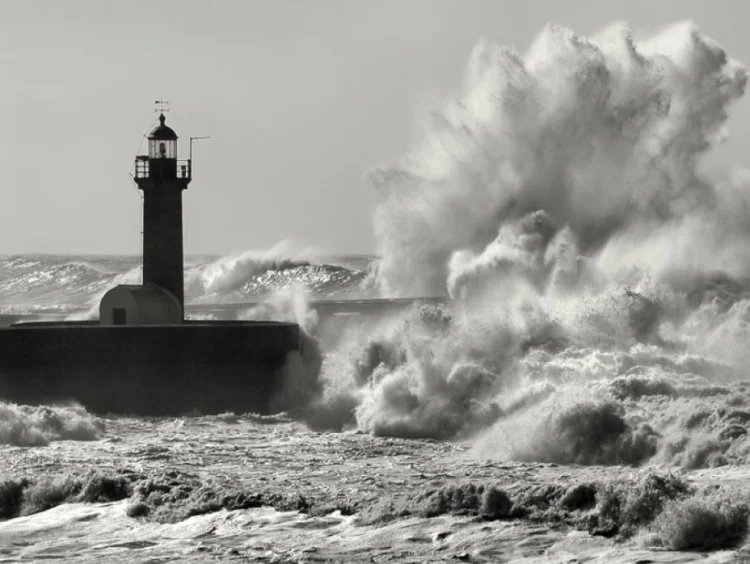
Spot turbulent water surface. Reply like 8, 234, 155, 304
0, 248, 371, 315
4, 21, 750, 563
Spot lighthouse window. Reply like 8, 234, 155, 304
148, 139, 176, 159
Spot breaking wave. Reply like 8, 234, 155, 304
0, 402, 104, 447
185, 250, 369, 303
297, 21, 750, 471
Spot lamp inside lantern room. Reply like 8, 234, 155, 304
149, 138, 176, 159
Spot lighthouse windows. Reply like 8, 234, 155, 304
148, 139, 176, 159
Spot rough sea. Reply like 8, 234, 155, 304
3, 20, 750, 563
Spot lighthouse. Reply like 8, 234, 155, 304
135, 112, 191, 315
97, 111, 191, 326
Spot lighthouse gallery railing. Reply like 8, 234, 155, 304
134, 159, 192, 180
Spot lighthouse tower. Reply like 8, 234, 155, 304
133, 112, 191, 317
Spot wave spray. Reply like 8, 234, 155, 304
308, 22, 750, 469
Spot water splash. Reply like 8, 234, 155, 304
369, 21, 746, 298
304, 22, 750, 470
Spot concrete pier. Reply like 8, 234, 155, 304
0, 321, 300, 415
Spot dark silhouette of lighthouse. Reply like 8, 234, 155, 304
133, 111, 191, 317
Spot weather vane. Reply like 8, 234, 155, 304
154, 99, 170, 114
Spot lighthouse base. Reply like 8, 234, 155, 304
0, 321, 301, 416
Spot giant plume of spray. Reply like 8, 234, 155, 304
369, 21, 747, 297
310, 21, 750, 448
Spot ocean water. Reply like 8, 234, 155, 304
3, 20, 750, 563
0, 251, 375, 322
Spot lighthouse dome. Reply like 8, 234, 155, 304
148, 114, 178, 140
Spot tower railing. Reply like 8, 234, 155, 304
134, 158, 192, 180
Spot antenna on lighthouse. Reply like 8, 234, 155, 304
189, 136, 211, 162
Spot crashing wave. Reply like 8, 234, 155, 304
294, 21, 750, 473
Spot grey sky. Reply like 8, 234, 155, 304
0, 0, 747, 256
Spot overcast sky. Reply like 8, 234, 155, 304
0, 0, 747, 256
